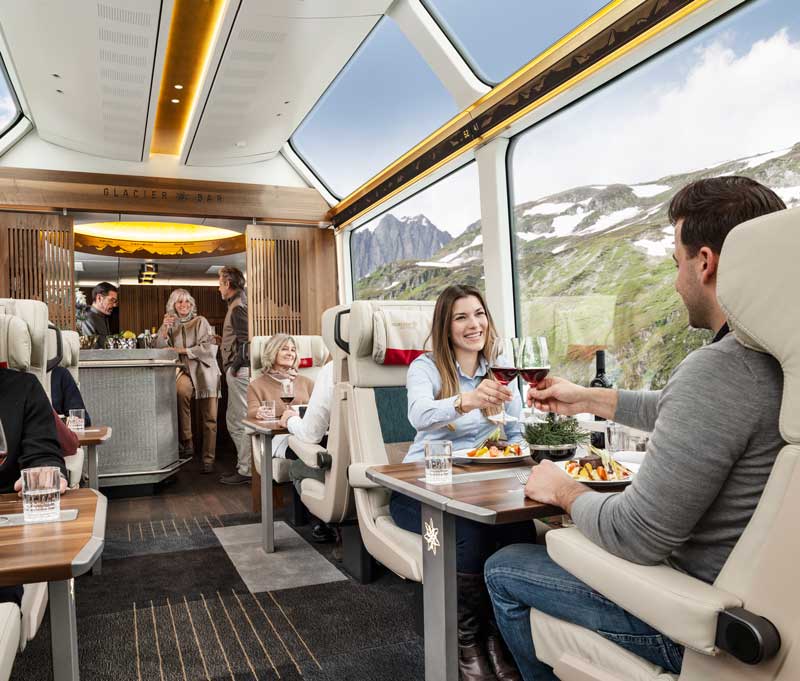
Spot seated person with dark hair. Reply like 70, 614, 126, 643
51, 366, 91, 427
0, 367, 69, 606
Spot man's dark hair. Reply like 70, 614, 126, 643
91, 282, 118, 304
220, 266, 246, 292
669, 176, 786, 256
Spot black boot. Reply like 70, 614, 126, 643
457, 572, 497, 681
486, 620, 522, 681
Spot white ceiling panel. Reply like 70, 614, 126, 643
186, 0, 391, 166
0, 0, 164, 161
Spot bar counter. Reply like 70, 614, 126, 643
78, 348, 184, 487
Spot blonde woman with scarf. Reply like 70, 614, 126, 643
245, 334, 313, 460
155, 289, 221, 473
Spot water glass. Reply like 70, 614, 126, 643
67, 408, 85, 432
22, 467, 61, 523
259, 399, 276, 420
605, 422, 627, 453
424, 440, 453, 485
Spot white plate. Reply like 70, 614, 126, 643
554, 460, 640, 487
452, 443, 532, 464
486, 413, 518, 424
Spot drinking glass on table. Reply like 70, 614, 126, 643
67, 409, 85, 433
280, 380, 294, 406
22, 466, 61, 523
424, 440, 453, 485
488, 337, 518, 425
257, 399, 276, 421
606, 422, 627, 453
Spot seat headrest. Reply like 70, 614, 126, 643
348, 300, 436, 387
0, 299, 49, 392
250, 334, 328, 381
0, 314, 32, 370
47, 328, 80, 383
321, 304, 350, 384
717, 206, 800, 443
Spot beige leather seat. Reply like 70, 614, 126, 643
0, 299, 49, 396
47, 328, 84, 488
0, 602, 21, 681
0, 304, 52, 654
531, 206, 800, 680
345, 300, 436, 583
287, 305, 354, 525
250, 334, 328, 485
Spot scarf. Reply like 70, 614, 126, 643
267, 367, 298, 382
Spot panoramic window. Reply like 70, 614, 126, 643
510, 0, 800, 390
291, 17, 458, 199
0, 56, 21, 136
423, 0, 610, 84
351, 162, 483, 300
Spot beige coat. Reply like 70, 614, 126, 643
155, 315, 221, 399
246, 373, 314, 421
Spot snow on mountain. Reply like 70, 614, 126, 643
634, 235, 674, 257
579, 207, 641, 234
742, 148, 791, 169
631, 184, 670, 198
524, 201, 575, 217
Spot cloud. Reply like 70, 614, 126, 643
0, 94, 17, 128
513, 28, 800, 204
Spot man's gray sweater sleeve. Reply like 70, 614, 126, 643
571, 346, 757, 566
614, 389, 660, 432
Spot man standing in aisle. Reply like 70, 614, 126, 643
218, 266, 251, 485
80, 282, 118, 348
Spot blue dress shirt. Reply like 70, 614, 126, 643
404, 353, 523, 463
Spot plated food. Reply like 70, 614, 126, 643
556, 447, 637, 486
453, 429, 531, 463
466, 442, 523, 458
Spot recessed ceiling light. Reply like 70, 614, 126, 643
174, 84, 183, 90
171, 98, 180, 103
234, 141, 246, 148
276, 113, 281, 117
56, 89, 64, 94
52, 73, 61, 78
284, 100, 290, 104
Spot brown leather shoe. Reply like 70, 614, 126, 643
486, 633, 521, 681
459, 642, 497, 681
457, 572, 497, 681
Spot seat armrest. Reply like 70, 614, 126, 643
348, 463, 382, 489
286, 437, 324, 468
546, 528, 742, 654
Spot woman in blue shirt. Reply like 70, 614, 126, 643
390, 284, 533, 681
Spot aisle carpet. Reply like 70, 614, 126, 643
10, 511, 424, 681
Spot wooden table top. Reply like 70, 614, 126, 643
368, 461, 562, 525
242, 418, 288, 436
75, 425, 112, 446
0, 488, 106, 586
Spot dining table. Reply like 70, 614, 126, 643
74, 425, 112, 492
367, 460, 565, 681
0, 488, 106, 681
242, 417, 288, 554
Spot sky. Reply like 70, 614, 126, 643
353, 0, 800, 239
0, 68, 18, 130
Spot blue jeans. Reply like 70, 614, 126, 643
485, 543, 684, 680
390, 491, 536, 574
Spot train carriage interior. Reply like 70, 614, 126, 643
0, 0, 798, 680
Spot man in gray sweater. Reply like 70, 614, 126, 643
485, 176, 787, 680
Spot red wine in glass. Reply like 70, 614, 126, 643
491, 367, 519, 385
280, 396, 294, 405
519, 367, 550, 385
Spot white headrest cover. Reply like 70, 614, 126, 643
250, 334, 328, 379
348, 300, 436, 387
717, 206, 800, 443
0, 314, 32, 370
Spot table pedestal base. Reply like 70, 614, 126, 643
49, 579, 79, 681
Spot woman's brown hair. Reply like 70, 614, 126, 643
429, 284, 500, 417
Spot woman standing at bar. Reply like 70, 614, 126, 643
391, 284, 532, 681
155, 289, 221, 473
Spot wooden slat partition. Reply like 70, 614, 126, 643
115, 285, 228, 335
0, 212, 75, 329
246, 225, 337, 337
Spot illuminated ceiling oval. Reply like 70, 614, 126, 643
74, 221, 245, 259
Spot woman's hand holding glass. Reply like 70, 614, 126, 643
161, 314, 176, 337
461, 380, 513, 413
487, 337, 518, 424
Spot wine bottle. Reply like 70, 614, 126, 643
589, 350, 612, 448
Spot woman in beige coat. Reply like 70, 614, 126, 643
155, 289, 221, 473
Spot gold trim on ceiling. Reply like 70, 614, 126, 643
330, 0, 713, 231
150, 0, 228, 155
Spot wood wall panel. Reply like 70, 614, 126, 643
246, 225, 336, 337
117, 285, 228, 335
0, 212, 75, 329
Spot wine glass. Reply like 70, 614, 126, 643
488, 337, 518, 424
0, 419, 7, 468
280, 380, 294, 406
519, 336, 550, 420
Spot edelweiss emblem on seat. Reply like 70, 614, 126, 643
423, 518, 440, 555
